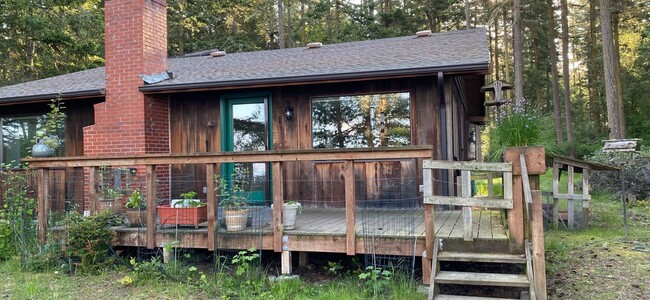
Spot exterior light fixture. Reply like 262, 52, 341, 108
285, 103, 294, 120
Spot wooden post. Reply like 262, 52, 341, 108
427, 238, 441, 300
532, 190, 547, 300
582, 168, 590, 227
552, 163, 560, 230
461, 170, 472, 241
567, 166, 574, 230
272, 162, 283, 252
146, 165, 156, 249
423, 167, 434, 285
504, 147, 545, 253
281, 247, 292, 275
206, 163, 217, 251
298, 252, 309, 267
37, 168, 50, 244
344, 160, 356, 255
88, 166, 97, 213
509, 175, 524, 252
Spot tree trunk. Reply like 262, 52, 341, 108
503, 7, 511, 100
278, 0, 285, 49
587, 0, 601, 127
513, 0, 524, 102
600, 0, 624, 139
464, 0, 471, 29
612, 6, 626, 137
561, 0, 574, 156
494, 15, 500, 81
286, 0, 293, 48
547, 0, 564, 146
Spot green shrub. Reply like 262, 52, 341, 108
0, 221, 15, 260
64, 210, 116, 273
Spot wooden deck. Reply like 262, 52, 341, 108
110, 208, 507, 256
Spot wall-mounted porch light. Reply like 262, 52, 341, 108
284, 103, 294, 120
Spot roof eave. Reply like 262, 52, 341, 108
0, 89, 106, 106
139, 63, 489, 94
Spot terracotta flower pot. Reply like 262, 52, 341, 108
157, 205, 207, 227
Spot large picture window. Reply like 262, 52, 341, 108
312, 92, 411, 149
1, 116, 65, 166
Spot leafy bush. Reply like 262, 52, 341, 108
0, 221, 15, 260
0, 164, 38, 266
64, 210, 116, 273
358, 266, 393, 298
590, 147, 650, 200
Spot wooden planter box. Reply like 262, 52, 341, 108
157, 205, 207, 227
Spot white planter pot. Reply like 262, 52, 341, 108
282, 203, 301, 230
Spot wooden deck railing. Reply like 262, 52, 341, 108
24, 146, 434, 254
422, 160, 513, 241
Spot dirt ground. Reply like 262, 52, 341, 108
546, 210, 650, 300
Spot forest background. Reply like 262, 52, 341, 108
1, 0, 649, 157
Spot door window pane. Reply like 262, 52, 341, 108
312, 92, 411, 149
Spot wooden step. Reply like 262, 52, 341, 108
438, 251, 526, 264
434, 295, 516, 300
435, 271, 529, 288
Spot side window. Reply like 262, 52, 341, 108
311, 92, 411, 149
1, 116, 65, 166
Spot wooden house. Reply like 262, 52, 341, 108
0, 1, 547, 298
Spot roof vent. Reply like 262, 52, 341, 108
210, 50, 226, 57
306, 42, 323, 49
416, 30, 432, 37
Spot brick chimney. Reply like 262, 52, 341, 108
83, 0, 170, 156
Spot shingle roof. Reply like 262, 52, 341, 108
0, 28, 489, 103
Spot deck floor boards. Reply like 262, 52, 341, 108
110, 207, 507, 250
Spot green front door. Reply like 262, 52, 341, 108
221, 95, 271, 205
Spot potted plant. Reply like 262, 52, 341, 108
125, 189, 146, 227
282, 201, 302, 230
214, 172, 249, 232
32, 99, 66, 157
157, 191, 207, 228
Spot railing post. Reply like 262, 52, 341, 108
344, 160, 356, 255
272, 162, 283, 253
206, 163, 217, 251
88, 166, 98, 213
461, 170, 472, 241
532, 190, 547, 300
37, 168, 49, 244
504, 147, 545, 253
567, 165, 575, 230
146, 165, 156, 249
422, 167, 434, 285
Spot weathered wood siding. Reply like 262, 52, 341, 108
169, 92, 221, 198
168, 76, 457, 206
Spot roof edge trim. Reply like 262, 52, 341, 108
139, 63, 489, 93
0, 89, 105, 106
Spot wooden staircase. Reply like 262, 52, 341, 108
428, 239, 536, 300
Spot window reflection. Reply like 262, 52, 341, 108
312, 92, 411, 149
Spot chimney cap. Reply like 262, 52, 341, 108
306, 42, 323, 49
416, 30, 432, 37
210, 50, 227, 57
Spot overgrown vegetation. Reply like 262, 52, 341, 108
590, 147, 650, 200
545, 193, 650, 299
